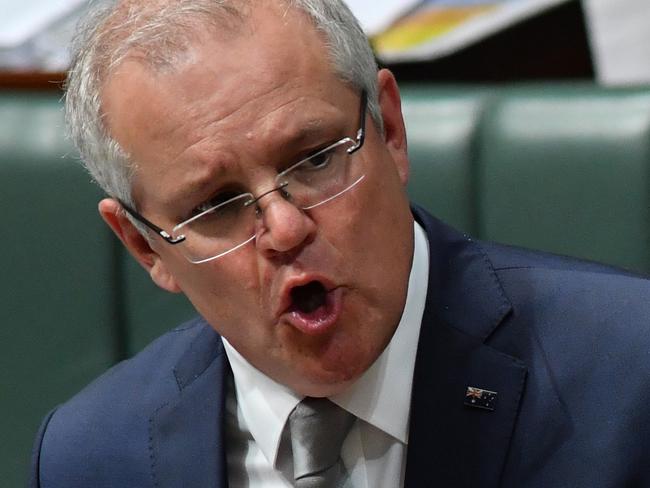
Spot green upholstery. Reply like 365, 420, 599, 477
477, 86, 650, 271
401, 87, 489, 235
401, 83, 650, 272
0, 92, 117, 488
3, 83, 650, 486
122, 256, 194, 355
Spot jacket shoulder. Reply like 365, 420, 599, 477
32, 317, 224, 488
481, 239, 649, 279
479, 240, 650, 344
477, 244, 650, 485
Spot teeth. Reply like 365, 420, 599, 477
290, 281, 327, 313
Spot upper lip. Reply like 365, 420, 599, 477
275, 273, 337, 318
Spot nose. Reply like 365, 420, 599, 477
254, 188, 316, 258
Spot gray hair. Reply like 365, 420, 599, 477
65, 0, 381, 208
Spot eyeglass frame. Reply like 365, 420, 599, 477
118, 90, 368, 252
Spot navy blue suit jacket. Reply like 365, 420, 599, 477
31, 207, 650, 487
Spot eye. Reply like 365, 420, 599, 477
304, 146, 335, 169
193, 190, 243, 216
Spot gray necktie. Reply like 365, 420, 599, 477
288, 397, 355, 487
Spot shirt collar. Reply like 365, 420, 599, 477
223, 220, 429, 466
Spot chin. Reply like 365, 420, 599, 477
290, 348, 373, 397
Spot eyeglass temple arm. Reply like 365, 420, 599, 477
117, 199, 186, 245
348, 90, 367, 154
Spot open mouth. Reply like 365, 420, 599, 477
283, 280, 342, 335
290, 281, 328, 314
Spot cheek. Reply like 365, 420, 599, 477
174, 250, 264, 324
342, 156, 410, 246
337, 156, 412, 303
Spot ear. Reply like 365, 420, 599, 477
98, 198, 182, 293
377, 68, 409, 185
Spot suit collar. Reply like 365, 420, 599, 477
149, 324, 229, 488
406, 207, 527, 487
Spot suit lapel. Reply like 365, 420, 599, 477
405, 209, 527, 487
148, 324, 230, 488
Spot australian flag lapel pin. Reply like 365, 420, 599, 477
464, 386, 498, 411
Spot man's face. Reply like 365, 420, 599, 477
101, 3, 414, 396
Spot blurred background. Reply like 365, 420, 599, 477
1, 0, 649, 85
1, 1, 649, 486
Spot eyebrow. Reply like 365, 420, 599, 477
163, 157, 231, 215
269, 115, 341, 153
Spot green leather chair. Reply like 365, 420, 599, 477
0, 92, 117, 488
477, 85, 650, 272
401, 86, 489, 236
122, 256, 194, 355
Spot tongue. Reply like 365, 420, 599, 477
290, 281, 327, 314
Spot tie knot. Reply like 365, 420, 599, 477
288, 397, 354, 485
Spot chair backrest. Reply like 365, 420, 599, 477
0, 92, 116, 488
477, 86, 650, 271
402, 83, 650, 272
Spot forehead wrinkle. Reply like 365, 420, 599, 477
150, 76, 289, 157
247, 96, 346, 151
181, 83, 299, 147
258, 117, 330, 157
186, 94, 342, 163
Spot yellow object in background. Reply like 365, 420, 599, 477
372, 5, 497, 52
370, 0, 570, 63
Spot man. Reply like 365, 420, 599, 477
30, 0, 650, 487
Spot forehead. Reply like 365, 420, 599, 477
101, 1, 355, 209
104, 1, 337, 116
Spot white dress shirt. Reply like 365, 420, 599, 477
223, 221, 429, 487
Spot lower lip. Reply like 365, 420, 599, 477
283, 287, 343, 336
